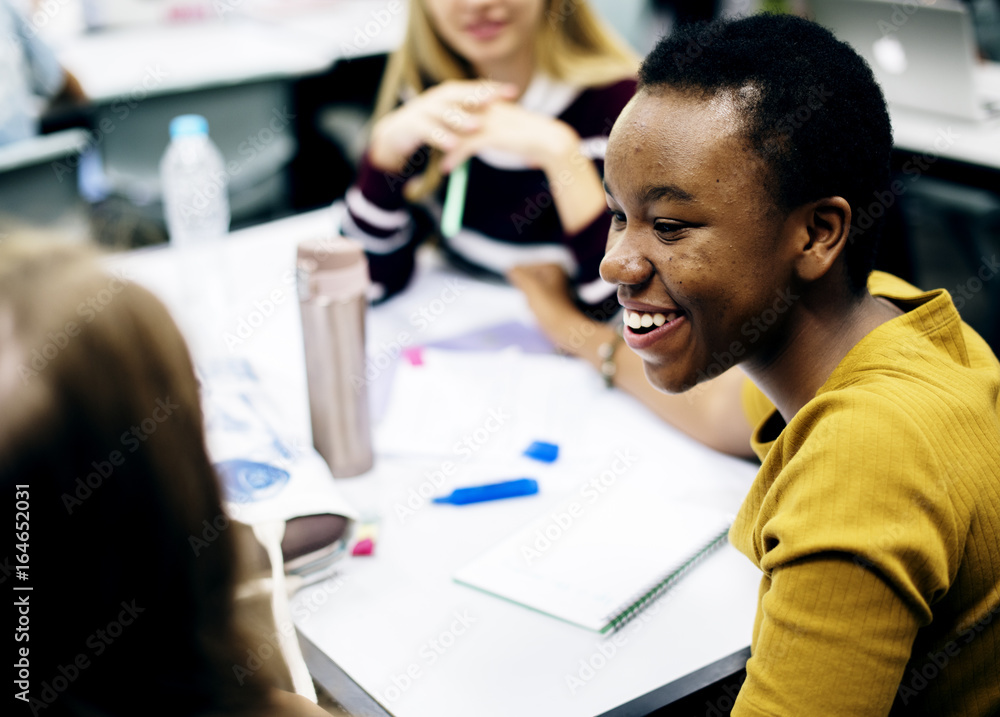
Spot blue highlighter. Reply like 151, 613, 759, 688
433, 478, 539, 506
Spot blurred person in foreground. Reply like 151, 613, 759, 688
0, 241, 327, 716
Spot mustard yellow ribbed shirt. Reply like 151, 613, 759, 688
731, 272, 1000, 716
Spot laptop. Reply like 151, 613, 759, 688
811, 0, 1000, 121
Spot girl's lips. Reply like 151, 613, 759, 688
622, 313, 687, 351
466, 20, 506, 41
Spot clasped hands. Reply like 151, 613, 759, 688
369, 80, 581, 176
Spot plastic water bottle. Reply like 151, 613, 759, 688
160, 114, 230, 245
160, 115, 231, 360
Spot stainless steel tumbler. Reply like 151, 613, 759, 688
297, 237, 373, 477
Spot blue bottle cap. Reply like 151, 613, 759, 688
169, 114, 209, 138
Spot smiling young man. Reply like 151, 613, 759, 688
599, 13, 1000, 717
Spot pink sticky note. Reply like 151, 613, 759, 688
402, 347, 424, 366
352, 538, 374, 556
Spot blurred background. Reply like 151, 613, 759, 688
1, 0, 998, 351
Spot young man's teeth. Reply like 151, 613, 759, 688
624, 310, 677, 329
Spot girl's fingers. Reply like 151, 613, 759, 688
440, 140, 479, 174
377, 81, 522, 169
431, 80, 520, 112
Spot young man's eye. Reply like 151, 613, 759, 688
654, 221, 686, 237
607, 209, 626, 225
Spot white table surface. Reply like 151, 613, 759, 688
107, 208, 762, 717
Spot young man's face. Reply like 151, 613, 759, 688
601, 87, 802, 394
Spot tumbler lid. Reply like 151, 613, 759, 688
297, 236, 370, 302
297, 236, 366, 271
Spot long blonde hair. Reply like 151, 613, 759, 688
374, 0, 639, 198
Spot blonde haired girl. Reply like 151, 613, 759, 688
343, 0, 638, 310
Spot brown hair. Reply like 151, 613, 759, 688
0, 241, 273, 715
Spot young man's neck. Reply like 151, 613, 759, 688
744, 275, 905, 425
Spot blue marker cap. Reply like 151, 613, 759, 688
523, 441, 559, 463
433, 478, 539, 506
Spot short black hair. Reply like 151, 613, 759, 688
639, 13, 893, 293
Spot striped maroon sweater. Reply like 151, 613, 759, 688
342, 75, 637, 314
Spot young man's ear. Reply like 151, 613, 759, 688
791, 196, 851, 283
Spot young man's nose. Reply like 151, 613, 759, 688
600, 232, 653, 287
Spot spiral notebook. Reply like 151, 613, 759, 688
453, 489, 732, 634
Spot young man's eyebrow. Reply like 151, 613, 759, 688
641, 184, 695, 204
602, 181, 695, 205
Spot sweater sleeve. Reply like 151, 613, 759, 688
734, 556, 921, 716
341, 150, 429, 300
730, 390, 961, 715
